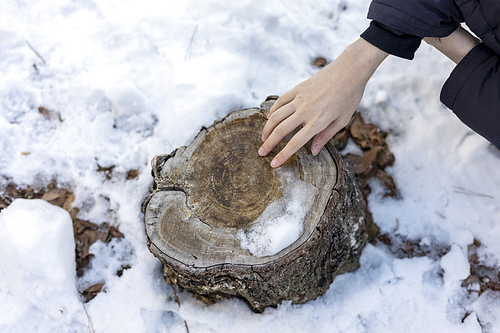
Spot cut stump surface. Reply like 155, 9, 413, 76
143, 97, 373, 312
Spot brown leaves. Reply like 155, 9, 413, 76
97, 164, 140, 181
38, 106, 63, 122
82, 283, 105, 303
97, 164, 115, 180
41, 191, 61, 201
378, 235, 500, 296
109, 225, 124, 238
376, 233, 450, 259
349, 113, 387, 148
332, 112, 397, 198
1, 182, 67, 205
331, 113, 500, 298
116, 264, 131, 277
74, 220, 124, 277
42, 188, 71, 207
312, 57, 327, 67
462, 240, 500, 295
377, 235, 500, 298
126, 169, 139, 180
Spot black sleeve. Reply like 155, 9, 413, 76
367, 0, 461, 38
440, 44, 500, 148
361, 21, 422, 60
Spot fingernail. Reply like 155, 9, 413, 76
261, 135, 266, 142
271, 159, 278, 167
258, 147, 265, 156
312, 144, 321, 155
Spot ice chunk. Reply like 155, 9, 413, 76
237, 168, 318, 257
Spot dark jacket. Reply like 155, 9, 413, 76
361, 0, 500, 148
367, 0, 500, 55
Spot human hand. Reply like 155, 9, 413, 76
259, 38, 388, 168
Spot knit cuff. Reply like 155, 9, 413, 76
361, 21, 422, 60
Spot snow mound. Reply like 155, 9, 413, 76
0, 199, 85, 332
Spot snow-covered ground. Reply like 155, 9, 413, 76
1, 0, 499, 332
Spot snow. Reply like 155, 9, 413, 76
441, 245, 471, 286
0, 199, 86, 332
0, 0, 499, 332
237, 168, 318, 256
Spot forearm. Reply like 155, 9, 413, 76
423, 27, 480, 64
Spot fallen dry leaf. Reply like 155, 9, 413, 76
0, 199, 8, 209
332, 112, 397, 198
116, 264, 131, 277
74, 219, 97, 235
374, 170, 397, 197
38, 106, 63, 122
127, 169, 139, 180
47, 188, 69, 207
6, 184, 21, 198
312, 57, 327, 67
349, 113, 386, 149
110, 226, 124, 239
97, 164, 115, 179
82, 283, 105, 303
41, 191, 61, 202
63, 193, 75, 212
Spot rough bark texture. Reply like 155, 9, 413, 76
143, 97, 373, 312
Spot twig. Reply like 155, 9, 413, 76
185, 25, 198, 61
81, 302, 95, 333
434, 211, 446, 219
453, 186, 494, 199
169, 283, 181, 307
168, 283, 189, 333
25, 40, 46, 65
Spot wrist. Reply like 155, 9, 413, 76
343, 38, 389, 80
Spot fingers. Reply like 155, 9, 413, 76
310, 117, 348, 155
262, 114, 351, 169
267, 125, 315, 168
268, 89, 296, 118
262, 102, 296, 142
259, 111, 303, 157
268, 119, 343, 168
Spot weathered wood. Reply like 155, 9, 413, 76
143, 97, 373, 312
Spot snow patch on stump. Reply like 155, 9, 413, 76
236, 168, 318, 257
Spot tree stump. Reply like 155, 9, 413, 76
143, 97, 374, 312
